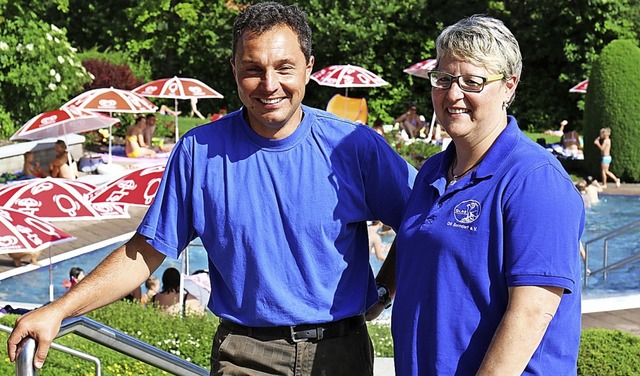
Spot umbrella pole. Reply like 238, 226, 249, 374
174, 98, 179, 141
49, 246, 54, 302
108, 113, 113, 164
179, 248, 187, 316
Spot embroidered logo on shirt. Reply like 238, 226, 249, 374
453, 200, 481, 224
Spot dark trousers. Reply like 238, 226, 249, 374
210, 320, 374, 375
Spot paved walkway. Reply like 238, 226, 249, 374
1, 186, 639, 338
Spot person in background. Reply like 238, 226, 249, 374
390, 15, 584, 375
190, 98, 205, 119
8, 3, 416, 375
22, 151, 41, 178
368, 220, 389, 262
394, 102, 424, 139
142, 114, 157, 148
593, 127, 621, 188
61, 267, 85, 290
158, 104, 181, 117
141, 276, 160, 306
560, 122, 582, 158
151, 267, 204, 316
544, 119, 567, 137
125, 117, 157, 158
585, 175, 602, 204
48, 140, 75, 179
371, 118, 385, 138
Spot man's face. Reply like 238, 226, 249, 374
147, 117, 156, 127
232, 25, 314, 139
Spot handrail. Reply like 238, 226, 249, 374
0, 324, 101, 376
588, 251, 640, 276
15, 337, 36, 376
584, 219, 640, 287
56, 316, 208, 376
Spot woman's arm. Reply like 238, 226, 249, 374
476, 285, 563, 375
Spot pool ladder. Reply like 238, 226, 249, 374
4, 316, 208, 376
583, 219, 640, 287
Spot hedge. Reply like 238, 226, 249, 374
0, 301, 638, 375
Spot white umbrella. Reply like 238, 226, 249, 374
569, 79, 588, 93
133, 76, 224, 140
61, 87, 158, 164
403, 58, 438, 80
10, 107, 119, 142
0, 207, 75, 301
310, 64, 389, 97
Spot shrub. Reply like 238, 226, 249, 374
81, 58, 144, 91
1, 305, 638, 375
578, 329, 640, 375
583, 39, 640, 182
0, 13, 92, 125
0, 107, 15, 139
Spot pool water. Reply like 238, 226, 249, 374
0, 195, 638, 305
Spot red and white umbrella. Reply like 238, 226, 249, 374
62, 87, 158, 163
0, 179, 129, 221
403, 58, 438, 80
311, 64, 389, 96
0, 207, 76, 302
10, 107, 119, 141
88, 164, 166, 207
0, 207, 74, 255
62, 87, 158, 113
569, 79, 588, 93
133, 76, 224, 140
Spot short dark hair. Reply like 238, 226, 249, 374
146, 114, 156, 120
69, 267, 84, 279
232, 2, 313, 63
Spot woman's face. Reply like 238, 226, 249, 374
431, 54, 516, 145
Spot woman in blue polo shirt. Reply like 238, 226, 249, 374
391, 15, 585, 375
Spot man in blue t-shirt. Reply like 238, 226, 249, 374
8, 3, 415, 375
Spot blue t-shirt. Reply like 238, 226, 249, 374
392, 116, 584, 375
138, 105, 416, 326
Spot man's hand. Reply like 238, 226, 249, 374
7, 306, 66, 369
365, 301, 387, 321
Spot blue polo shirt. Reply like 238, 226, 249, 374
392, 116, 584, 375
138, 105, 416, 326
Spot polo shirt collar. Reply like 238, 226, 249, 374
434, 115, 520, 191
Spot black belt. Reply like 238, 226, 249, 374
219, 315, 365, 343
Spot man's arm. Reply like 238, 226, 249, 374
365, 239, 397, 320
476, 285, 563, 375
7, 232, 166, 369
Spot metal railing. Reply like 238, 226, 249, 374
7, 317, 208, 376
0, 324, 102, 376
583, 219, 640, 287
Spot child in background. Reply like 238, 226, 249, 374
593, 127, 621, 188
22, 151, 41, 178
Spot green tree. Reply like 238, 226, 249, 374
583, 39, 640, 182
493, 0, 638, 132
123, 0, 239, 116
0, 3, 92, 132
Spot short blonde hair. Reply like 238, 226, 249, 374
435, 15, 522, 106
599, 127, 612, 136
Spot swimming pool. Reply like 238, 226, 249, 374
0, 195, 638, 306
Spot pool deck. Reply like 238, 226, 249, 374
1, 185, 639, 336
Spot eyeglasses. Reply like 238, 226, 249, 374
428, 71, 504, 93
